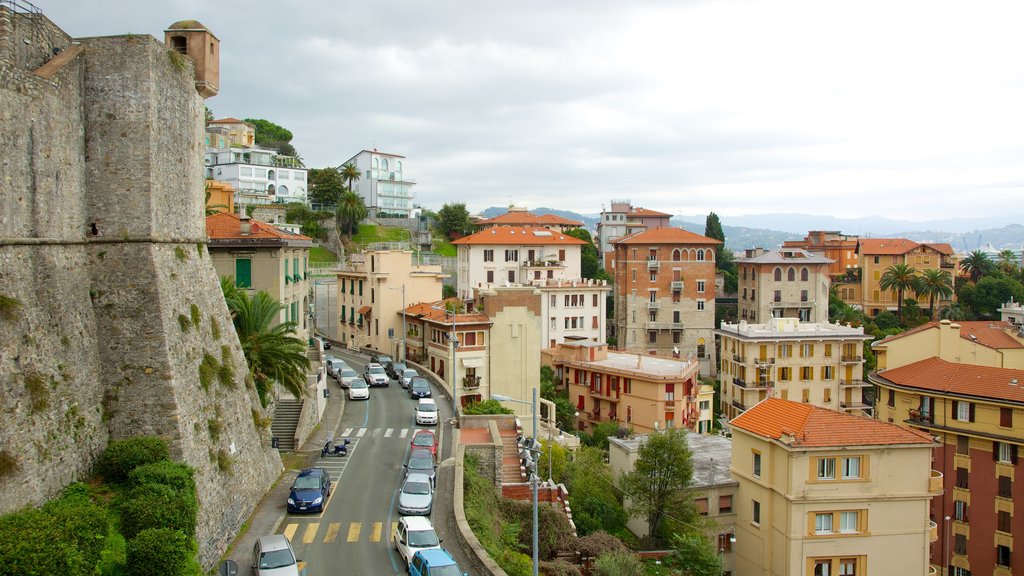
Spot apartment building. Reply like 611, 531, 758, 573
476, 206, 583, 233
608, 433, 737, 570
205, 117, 255, 148
204, 179, 235, 215
782, 230, 859, 276
736, 248, 832, 323
611, 227, 720, 375
730, 398, 940, 576
452, 226, 609, 347
872, 319, 1024, 371
206, 213, 313, 341
1000, 299, 1024, 327
596, 200, 672, 270
857, 238, 956, 316
336, 250, 446, 358
342, 149, 415, 217
546, 340, 714, 434
205, 145, 307, 206
717, 318, 872, 420
872, 358, 1024, 576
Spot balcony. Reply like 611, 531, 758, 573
734, 379, 771, 390
521, 260, 565, 269
732, 354, 742, 362
769, 300, 815, 308
731, 399, 745, 411
840, 355, 863, 363
646, 321, 673, 330
840, 400, 872, 412
928, 565, 938, 576
929, 470, 944, 494
940, 261, 955, 269
664, 403, 675, 411
839, 379, 870, 388
670, 281, 684, 291
647, 260, 661, 271
589, 388, 620, 402
462, 376, 481, 389
929, 520, 938, 543
755, 357, 775, 366
907, 409, 933, 425
647, 301, 661, 310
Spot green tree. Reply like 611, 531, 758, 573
563, 447, 627, 535
204, 106, 214, 124
593, 549, 644, 576
565, 227, 605, 279
436, 203, 474, 240
997, 249, 1019, 274
537, 439, 568, 485
878, 263, 920, 323
958, 275, 1024, 319
939, 302, 969, 321
308, 167, 345, 207
704, 212, 737, 293
960, 250, 996, 283
335, 190, 368, 237
221, 278, 310, 406
244, 118, 293, 146
917, 269, 954, 320
664, 532, 722, 576
619, 427, 696, 542
340, 163, 362, 192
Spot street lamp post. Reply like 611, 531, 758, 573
431, 304, 458, 421
719, 528, 736, 576
388, 284, 406, 361
493, 390, 539, 576
944, 515, 951, 576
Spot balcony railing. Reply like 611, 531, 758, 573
940, 261, 955, 269
521, 260, 565, 269
930, 470, 944, 494
647, 260, 661, 271
840, 355, 863, 363
734, 379, 771, 390
928, 520, 938, 543
647, 301, 660, 310
755, 357, 775, 366
732, 354, 742, 362
646, 321, 679, 330
907, 409, 933, 425
670, 281, 684, 291
731, 399, 745, 411
462, 376, 481, 388
839, 379, 870, 388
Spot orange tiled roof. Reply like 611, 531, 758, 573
731, 398, 934, 447
920, 242, 954, 255
478, 211, 583, 227
451, 227, 586, 246
401, 299, 491, 325
206, 213, 312, 241
628, 207, 673, 218
611, 227, 721, 246
857, 238, 919, 255
875, 321, 1023, 350
877, 357, 1024, 403
209, 117, 249, 125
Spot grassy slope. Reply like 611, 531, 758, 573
309, 246, 337, 263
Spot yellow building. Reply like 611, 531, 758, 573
856, 238, 956, 317
336, 250, 446, 357
206, 117, 255, 147
204, 179, 235, 215
717, 318, 872, 420
872, 319, 1024, 371
730, 398, 940, 576
206, 213, 312, 342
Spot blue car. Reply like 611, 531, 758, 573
287, 467, 331, 513
409, 377, 432, 399
409, 549, 467, 576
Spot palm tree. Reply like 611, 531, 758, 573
340, 163, 362, 193
221, 277, 310, 407
335, 190, 368, 237
917, 268, 954, 320
878, 263, 920, 324
997, 249, 1019, 274
204, 189, 229, 216
960, 250, 995, 283
939, 303, 969, 321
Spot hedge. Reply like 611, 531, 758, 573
128, 461, 195, 496
97, 437, 169, 483
125, 528, 196, 576
119, 483, 197, 539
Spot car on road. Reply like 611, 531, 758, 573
397, 472, 434, 516
315, 336, 331, 350
363, 362, 390, 387
401, 368, 418, 388
370, 352, 394, 366
324, 357, 347, 380
348, 379, 369, 400
287, 467, 331, 513
408, 377, 432, 399
415, 398, 439, 426
338, 367, 361, 389
409, 548, 467, 576
404, 448, 437, 487
393, 516, 442, 569
252, 534, 300, 576
386, 360, 407, 379
410, 429, 438, 461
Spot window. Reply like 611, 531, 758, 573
234, 258, 252, 288
508, 270, 515, 283
957, 435, 969, 455
814, 560, 831, 576
697, 280, 705, 293
801, 366, 813, 380
779, 344, 792, 358
483, 249, 494, 262
719, 495, 732, 513
752, 451, 762, 477
779, 367, 791, 381
487, 270, 494, 283
283, 257, 290, 283
954, 534, 967, 554
953, 400, 973, 422
817, 458, 836, 480
697, 300, 705, 311
839, 511, 858, 533
773, 290, 782, 302
887, 389, 895, 407
838, 559, 856, 576
697, 250, 705, 261
998, 475, 1011, 497
815, 513, 833, 534
801, 289, 808, 302
505, 249, 519, 262
954, 500, 968, 521
774, 268, 782, 281
801, 344, 814, 357
752, 500, 761, 524
1001, 407, 1013, 428
873, 256, 880, 264
695, 498, 709, 516
995, 442, 1017, 464
648, 331, 657, 344
787, 268, 796, 281
823, 366, 834, 379
650, 272, 657, 282
801, 267, 809, 281
998, 510, 1011, 533
842, 457, 861, 479
824, 343, 832, 357
955, 467, 968, 489
997, 544, 1011, 567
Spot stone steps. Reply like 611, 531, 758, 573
271, 399, 303, 451
501, 434, 525, 483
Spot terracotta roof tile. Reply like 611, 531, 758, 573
857, 238, 920, 255
731, 398, 934, 447
877, 357, 1024, 403
209, 117, 249, 125
920, 242, 954, 255
451, 227, 587, 246
628, 207, 673, 218
400, 299, 492, 325
206, 213, 312, 241
479, 211, 583, 227
874, 321, 1024, 350
611, 227, 721, 246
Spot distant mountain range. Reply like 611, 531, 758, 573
479, 207, 1024, 254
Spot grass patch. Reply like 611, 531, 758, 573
217, 346, 235, 388
189, 304, 201, 328
216, 449, 233, 474
207, 419, 223, 442
177, 314, 190, 332
198, 353, 218, 391
351, 224, 410, 246
309, 246, 338, 263
174, 246, 188, 261
251, 408, 271, 431
210, 317, 221, 340
433, 237, 457, 257
24, 372, 50, 413
0, 294, 23, 320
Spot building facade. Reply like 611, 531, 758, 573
782, 230, 860, 276
336, 250, 446, 357
476, 206, 583, 233
205, 146, 307, 206
611, 227, 720, 375
596, 201, 672, 270
736, 248, 832, 323
872, 319, 1024, 371
730, 398, 940, 576
857, 238, 956, 316
546, 341, 714, 434
717, 318, 873, 421
343, 149, 415, 217
205, 117, 255, 147
206, 213, 313, 342
1000, 299, 1024, 328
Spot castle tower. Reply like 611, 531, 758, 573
164, 20, 219, 98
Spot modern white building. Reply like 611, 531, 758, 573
343, 149, 416, 217
205, 146, 307, 206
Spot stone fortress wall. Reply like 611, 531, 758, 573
0, 7, 282, 567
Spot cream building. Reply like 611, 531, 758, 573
730, 398, 940, 576
336, 249, 446, 358
717, 318, 873, 421
872, 319, 1024, 371
736, 248, 832, 323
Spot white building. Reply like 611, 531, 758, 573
452, 227, 610, 348
343, 149, 415, 217
205, 146, 307, 206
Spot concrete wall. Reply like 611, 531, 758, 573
0, 13, 281, 568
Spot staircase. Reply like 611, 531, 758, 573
271, 399, 303, 451
500, 430, 526, 483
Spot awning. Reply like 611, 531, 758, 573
461, 357, 484, 368
357, 305, 372, 316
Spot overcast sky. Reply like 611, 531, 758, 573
51, 0, 1024, 221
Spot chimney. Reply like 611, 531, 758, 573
239, 214, 251, 236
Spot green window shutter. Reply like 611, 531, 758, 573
235, 259, 252, 288
293, 258, 298, 276
303, 256, 308, 279
341, 305, 346, 322
341, 278, 346, 292
284, 258, 290, 284
291, 302, 298, 324
359, 280, 363, 296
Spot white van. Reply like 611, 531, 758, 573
325, 357, 347, 380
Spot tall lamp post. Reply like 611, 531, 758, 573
493, 390, 539, 576
719, 528, 736, 576
388, 284, 406, 361
431, 304, 458, 421
944, 515, 951, 576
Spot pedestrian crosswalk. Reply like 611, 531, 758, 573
339, 427, 427, 439
283, 520, 401, 545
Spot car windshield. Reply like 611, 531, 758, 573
259, 549, 295, 569
430, 565, 462, 576
409, 457, 433, 470
350, 380, 367, 389
407, 529, 440, 547
341, 369, 358, 378
403, 481, 431, 495
369, 367, 385, 375
292, 476, 321, 490
403, 370, 417, 377
412, 435, 433, 447
393, 363, 406, 370
418, 404, 437, 413
412, 381, 429, 390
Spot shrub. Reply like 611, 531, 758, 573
199, 353, 218, 391
210, 317, 221, 340
462, 399, 515, 415
540, 559, 582, 576
497, 549, 533, 576
577, 531, 627, 559
125, 528, 196, 576
189, 304, 201, 327
128, 461, 195, 495
593, 549, 643, 576
119, 483, 197, 539
177, 314, 190, 331
97, 437, 169, 483
499, 498, 576, 560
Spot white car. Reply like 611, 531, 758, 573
338, 368, 361, 389
415, 399, 439, 426
252, 534, 299, 576
393, 517, 442, 569
348, 379, 369, 401
401, 368, 418, 388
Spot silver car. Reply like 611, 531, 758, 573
398, 473, 434, 515
338, 368, 361, 389
252, 534, 299, 576
401, 368, 418, 388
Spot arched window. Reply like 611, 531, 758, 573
801, 267, 809, 281
397, 160, 403, 171
372, 157, 379, 169
672, 249, 681, 261
697, 338, 706, 358
697, 250, 705, 261
381, 158, 389, 170
787, 268, 796, 281
774, 268, 782, 281
706, 249, 713, 261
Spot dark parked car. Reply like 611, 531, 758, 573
287, 467, 331, 513
409, 377, 432, 399
386, 361, 408, 380
370, 352, 394, 366
404, 448, 437, 487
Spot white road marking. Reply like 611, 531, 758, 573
356, 428, 367, 437
342, 428, 354, 437
384, 428, 394, 438
399, 428, 409, 438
